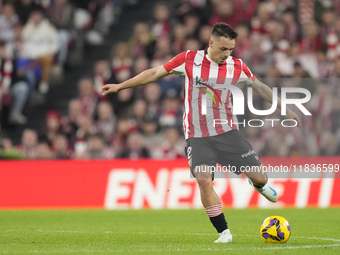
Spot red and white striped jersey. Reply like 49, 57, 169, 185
163, 50, 256, 139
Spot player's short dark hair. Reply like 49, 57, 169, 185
211, 23, 238, 40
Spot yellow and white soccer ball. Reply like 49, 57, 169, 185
260, 216, 291, 243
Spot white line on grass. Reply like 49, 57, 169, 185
1, 244, 339, 253
3, 230, 340, 253
5, 229, 340, 243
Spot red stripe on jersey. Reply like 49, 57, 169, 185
242, 62, 256, 81
185, 51, 197, 138
213, 89, 224, 135
214, 62, 227, 135
226, 58, 241, 130
183, 110, 187, 136
163, 52, 186, 73
199, 55, 211, 137
231, 58, 242, 85
226, 90, 237, 130
217, 62, 226, 84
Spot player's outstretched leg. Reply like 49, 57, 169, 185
245, 166, 278, 203
195, 165, 232, 243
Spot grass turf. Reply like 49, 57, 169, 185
0, 208, 339, 254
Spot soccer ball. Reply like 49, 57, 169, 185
260, 216, 291, 243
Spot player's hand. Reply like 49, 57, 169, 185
101, 84, 121, 96
286, 109, 301, 127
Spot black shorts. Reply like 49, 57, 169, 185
185, 130, 261, 178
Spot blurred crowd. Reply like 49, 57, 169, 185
1, 0, 340, 160
0, 0, 119, 126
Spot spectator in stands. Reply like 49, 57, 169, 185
109, 117, 134, 157
0, 3, 20, 43
129, 22, 154, 58
268, 19, 285, 48
77, 77, 98, 117
0, 41, 30, 125
86, 134, 114, 159
274, 42, 299, 76
158, 95, 183, 130
237, 0, 259, 23
111, 41, 132, 83
320, 8, 336, 41
244, 126, 265, 155
95, 101, 116, 144
63, 99, 83, 145
172, 24, 187, 54
132, 56, 149, 76
40, 110, 64, 146
112, 88, 135, 117
74, 115, 97, 157
199, 25, 212, 50
140, 114, 163, 152
305, 116, 332, 156
299, 21, 322, 54
183, 12, 200, 38
281, 8, 299, 43
119, 132, 150, 159
20, 9, 60, 94
152, 127, 185, 159
320, 133, 340, 156
36, 142, 53, 159
291, 62, 316, 95
243, 34, 273, 77
251, 2, 272, 35
184, 37, 200, 51
263, 66, 281, 89
152, 2, 171, 38
52, 134, 73, 159
232, 23, 251, 59
330, 96, 340, 137
158, 71, 183, 98
15, 0, 40, 24
315, 47, 333, 78
93, 59, 118, 99
154, 43, 175, 66
209, 0, 240, 28
47, 0, 75, 69
150, 36, 172, 67
0, 137, 23, 159
17, 128, 38, 159
308, 82, 332, 117
3, 0, 340, 159
176, 0, 203, 21
131, 99, 147, 129
262, 133, 285, 157
143, 82, 161, 117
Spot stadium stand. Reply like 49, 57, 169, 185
1, 0, 340, 159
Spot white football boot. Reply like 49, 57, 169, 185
248, 179, 278, 203
214, 229, 233, 243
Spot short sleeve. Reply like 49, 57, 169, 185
163, 51, 187, 76
237, 62, 256, 85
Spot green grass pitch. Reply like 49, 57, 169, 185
0, 208, 339, 254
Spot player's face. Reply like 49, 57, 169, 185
209, 36, 235, 64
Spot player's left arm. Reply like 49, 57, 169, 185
248, 79, 302, 127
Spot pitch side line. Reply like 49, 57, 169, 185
1, 244, 340, 253
5, 229, 340, 243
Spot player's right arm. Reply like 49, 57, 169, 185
101, 51, 187, 96
101, 65, 169, 95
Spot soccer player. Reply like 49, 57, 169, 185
102, 23, 301, 243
